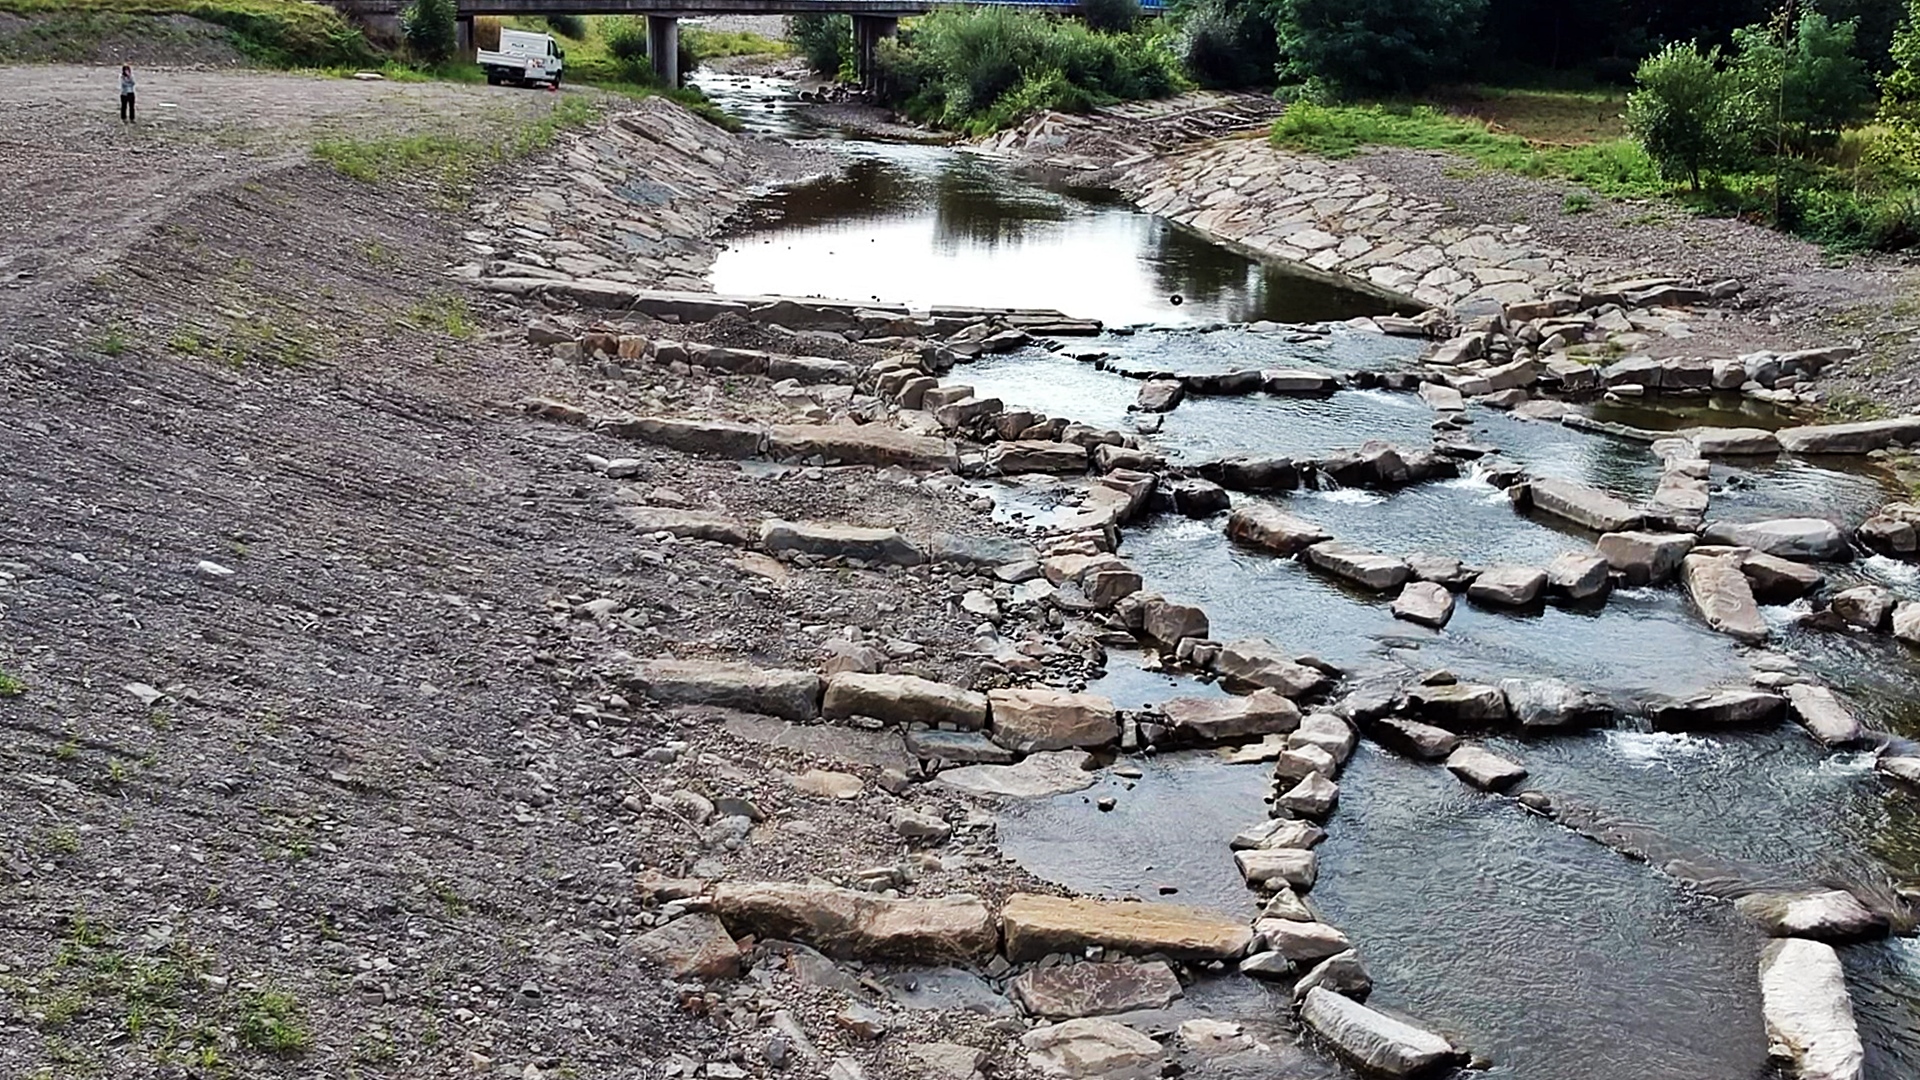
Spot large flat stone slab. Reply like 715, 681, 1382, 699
1701, 518, 1850, 562
1305, 540, 1413, 592
600, 415, 763, 457
1736, 889, 1889, 943
1523, 477, 1643, 533
822, 672, 989, 730
1021, 1018, 1164, 1079
1647, 689, 1786, 730
762, 520, 926, 566
1162, 690, 1301, 744
1784, 684, 1866, 748
625, 659, 821, 722
1300, 987, 1459, 1078
1001, 893, 1255, 963
1759, 938, 1865, 1080
1683, 553, 1770, 643
1226, 504, 1333, 556
764, 423, 960, 470
1210, 639, 1331, 697
1010, 961, 1183, 1019
711, 883, 997, 963
618, 505, 755, 546
935, 750, 1097, 799
989, 688, 1119, 751
1776, 417, 1920, 454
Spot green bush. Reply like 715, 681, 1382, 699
1078, 0, 1139, 34
875, 8, 1180, 134
1627, 41, 1748, 190
1271, 0, 1487, 96
603, 15, 647, 62
1176, 0, 1276, 90
401, 0, 455, 64
544, 13, 586, 40
788, 12, 852, 77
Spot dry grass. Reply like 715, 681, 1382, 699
1426, 85, 1630, 145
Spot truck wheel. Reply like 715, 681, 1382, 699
486, 71, 499, 86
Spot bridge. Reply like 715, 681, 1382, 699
328, 0, 1164, 87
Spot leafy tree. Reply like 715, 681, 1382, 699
789, 13, 855, 78
1271, 0, 1489, 96
1177, 0, 1277, 89
603, 15, 649, 63
544, 14, 587, 40
1627, 40, 1747, 189
1080, 0, 1142, 33
1730, 11, 1873, 154
402, 0, 457, 64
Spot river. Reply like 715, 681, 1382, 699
692, 68, 1920, 1079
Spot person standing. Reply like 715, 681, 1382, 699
119, 65, 135, 123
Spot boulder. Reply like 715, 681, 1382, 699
1211, 639, 1331, 697
1305, 541, 1414, 592
989, 688, 1119, 751
1000, 893, 1255, 962
1700, 519, 1849, 563
1877, 755, 1920, 785
1274, 744, 1339, 784
1162, 690, 1301, 744
1500, 678, 1613, 730
1647, 689, 1786, 730
601, 416, 763, 457
1292, 950, 1372, 1004
762, 520, 925, 566
1239, 951, 1296, 980
1406, 553, 1479, 589
1775, 417, 1920, 455
1736, 890, 1889, 943
1256, 918, 1350, 962
1897, 601, 1920, 645
618, 505, 755, 546
1021, 1018, 1164, 1080
1370, 717, 1460, 760
1418, 382, 1466, 411
1010, 961, 1183, 1019
1758, 939, 1865, 1080
1279, 772, 1339, 817
1546, 551, 1611, 601
1200, 456, 1301, 492
1136, 380, 1184, 413
625, 659, 822, 722
1445, 746, 1528, 791
1235, 848, 1318, 890
1226, 504, 1333, 556
1300, 987, 1459, 1079
1467, 564, 1548, 607
1597, 531, 1696, 586
1406, 683, 1509, 725
1682, 553, 1770, 643
1264, 369, 1341, 395
1783, 685, 1866, 748
1859, 513, 1919, 557
824, 673, 990, 730
1171, 479, 1232, 518
1142, 598, 1209, 644
764, 423, 959, 470
1523, 477, 1644, 533
1291, 712, 1357, 763
711, 883, 997, 963
1742, 551, 1827, 602
930, 532, 1039, 568
1392, 581, 1456, 628
990, 440, 1090, 474
936, 750, 1097, 799
1830, 585, 1895, 631
1231, 818, 1327, 851
627, 913, 740, 980
1690, 427, 1780, 456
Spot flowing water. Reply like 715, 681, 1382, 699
693, 69, 1920, 1079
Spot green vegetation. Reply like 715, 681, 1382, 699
0, 671, 24, 696
406, 294, 475, 338
1272, 0, 1487, 96
0, 0, 377, 67
312, 93, 596, 189
789, 13, 852, 79
542, 12, 586, 40
1078, 0, 1140, 35
1627, 41, 1744, 191
1176, 0, 1275, 90
401, 0, 455, 64
872, 7, 1183, 134
237, 991, 311, 1054
682, 25, 791, 61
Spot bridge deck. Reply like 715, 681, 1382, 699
334, 0, 1160, 18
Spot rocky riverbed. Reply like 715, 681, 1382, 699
6, 67, 1920, 1080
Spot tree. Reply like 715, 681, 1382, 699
1627, 41, 1746, 189
1079, 0, 1141, 34
1730, 11, 1873, 154
1271, 0, 1489, 96
1177, 0, 1278, 89
402, 0, 456, 64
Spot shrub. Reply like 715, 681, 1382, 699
1079, 0, 1139, 34
603, 15, 648, 62
1729, 12, 1873, 155
401, 0, 456, 64
789, 13, 853, 77
1626, 41, 1747, 190
1177, 0, 1276, 90
875, 8, 1180, 133
1271, 0, 1487, 96
544, 13, 586, 40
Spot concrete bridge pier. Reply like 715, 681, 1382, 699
850, 14, 897, 91
456, 15, 474, 61
648, 15, 680, 88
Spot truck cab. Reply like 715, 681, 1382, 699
478, 28, 566, 89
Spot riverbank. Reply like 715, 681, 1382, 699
0, 68, 1094, 1079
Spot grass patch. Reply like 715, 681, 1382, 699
0, 0, 377, 67
1272, 101, 1663, 199
405, 294, 473, 338
311, 93, 597, 190
0, 671, 26, 696
1425, 84, 1630, 144
682, 25, 790, 61
237, 990, 310, 1055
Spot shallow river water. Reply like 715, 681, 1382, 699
693, 70, 1920, 1079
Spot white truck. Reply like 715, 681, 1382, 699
478, 28, 565, 89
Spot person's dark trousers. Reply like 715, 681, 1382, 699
120, 93, 134, 122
